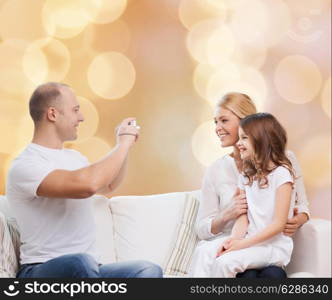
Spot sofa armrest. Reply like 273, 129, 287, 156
286, 218, 331, 277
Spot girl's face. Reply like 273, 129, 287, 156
214, 107, 241, 147
237, 127, 254, 160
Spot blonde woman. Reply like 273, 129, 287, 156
189, 93, 309, 278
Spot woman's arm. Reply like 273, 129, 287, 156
221, 182, 292, 253
284, 151, 310, 235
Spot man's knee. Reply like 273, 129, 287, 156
60, 253, 99, 277
133, 261, 163, 278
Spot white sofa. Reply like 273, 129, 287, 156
0, 191, 331, 278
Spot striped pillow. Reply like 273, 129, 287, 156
0, 212, 20, 278
164, 193, 199, 276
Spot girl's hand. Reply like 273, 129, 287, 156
216, 238, 247, 257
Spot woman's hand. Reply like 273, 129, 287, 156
211, 188, 247, 235
224, 188, 248, 221
216, 238, 247, 257
283, 208, 308, 236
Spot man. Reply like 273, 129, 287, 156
6, 82, 162, 278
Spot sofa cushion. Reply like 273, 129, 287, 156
109, 192, 200, 276
93, 195, 117, 264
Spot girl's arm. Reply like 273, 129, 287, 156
221, 182, 292, 254
230, 208, 249, 239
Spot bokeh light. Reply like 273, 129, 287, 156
0, 39, 35, 100
87, 51, 136, 99
229, 0, 291, 47
321, 76, 331, 118
232, 43, 267, 69
66, 136, 111, 163
179, 0, 228, 30
0, 0, 50, 41
299, 135, 331, 189
23, 38, 70, 85
207, 25, 236, 65
274, 55, 322, 104
0, 99, 29, 154
186, 19, 225, 64
207, 66, 266, 111
83, 20, 131, 54
42, 0, 98, 39
76, 96, 99, 142
86, 0, 128, 24
191, 121, 232, 167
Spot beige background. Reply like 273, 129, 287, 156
0, 0, 330, 219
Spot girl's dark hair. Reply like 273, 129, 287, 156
240, 112, 295, 188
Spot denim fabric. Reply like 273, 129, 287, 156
17, 253, 163, 278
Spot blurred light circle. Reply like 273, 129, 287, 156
274, 55, 322, 104
191, 121, 232, 167
42, 0, 100, 39
193, 63, 216, 99
0, 99, 30, 154
87, 52, 136, 99
207, 25, 236, 65
0, 39, 35, 99
66, 136, 111, 163
0, 0, 52, 41
321, 76, 331, 118
232, 44, 268, 69
86, 0, 127, 24
298, 135, 331, 188
186, 19, 225, 64
179, 0, 227, 30
207, 66, 266, 111
229, 0, 291, 47
76, 97, 99, 142
23, 38, 70, 85
83, 20, 131, 54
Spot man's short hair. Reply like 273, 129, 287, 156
29, 82, 69, 123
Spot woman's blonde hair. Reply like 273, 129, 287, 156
216, 92, 257, 119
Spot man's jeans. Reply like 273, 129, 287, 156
17, 253, 163, 278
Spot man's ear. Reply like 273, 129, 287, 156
46, 107, 57, 122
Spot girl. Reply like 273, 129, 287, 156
212, 112, 296, 277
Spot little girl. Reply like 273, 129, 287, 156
212, 112, 296, 277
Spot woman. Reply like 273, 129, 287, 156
189, 93, 309, 278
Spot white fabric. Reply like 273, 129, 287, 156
190, 167, 295, 277
6, 143, 99, 265
109, 192, 191, 271
92, 195, 116, 264
286, 219, 331, 277
196, 150, 310, 241
239, 166, 295, 255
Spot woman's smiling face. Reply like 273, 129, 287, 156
214, 106, 241, 148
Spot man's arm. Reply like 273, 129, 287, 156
96, 157, 128, 197
37, 118, 138, 199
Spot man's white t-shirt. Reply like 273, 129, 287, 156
6, 143, 100, 265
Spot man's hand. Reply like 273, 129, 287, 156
116, 118, 140, 147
